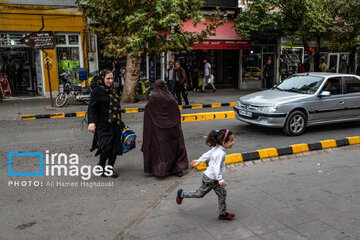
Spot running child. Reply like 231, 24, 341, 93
176, 129, 235, 220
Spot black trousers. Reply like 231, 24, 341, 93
175, 82, 189, 105
266, 77, 274, 89
98, 142, 117, 169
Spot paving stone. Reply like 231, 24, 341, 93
290, 221, 349, 240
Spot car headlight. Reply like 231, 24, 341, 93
258, 106, 278, 113
236, 100, 242, 108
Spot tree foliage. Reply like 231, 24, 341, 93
235, 0, 337, 71
235, 0, 336, 43
76, 0, 223, 102
76, 0, 222, 58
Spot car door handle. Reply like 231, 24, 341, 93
339, 101, 344, 104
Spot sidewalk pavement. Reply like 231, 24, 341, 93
124, 145, 360, 240
0, 89, 257, 121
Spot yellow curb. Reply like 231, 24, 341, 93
181, 111, 235, 122
226, 153, 243, 164
125, 108, 139, 113
22, 115, 36, 120
257, 148, 278, 159
291, 143, 309, 154
320, 139, 337, 149
346, 136, 360, 145
50, 113, 65, 118
76, 112, 87, 117
194, 162, 207, 171
229, 102, 236, 107
211, 103, 222, 108
191, 104, 203, 109
193, 153, 243, 171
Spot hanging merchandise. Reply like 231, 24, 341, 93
0, 73, 12, 97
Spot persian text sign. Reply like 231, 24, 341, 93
21, 31, 56, 50
192, 40, 251, 50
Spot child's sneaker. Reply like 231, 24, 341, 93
176, 189, 183, 205
218, 212, 235, 220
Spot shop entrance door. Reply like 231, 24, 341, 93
327, 53, 350, 73
0, 47, 38, 96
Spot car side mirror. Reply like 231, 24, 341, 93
319, 91, 331, 97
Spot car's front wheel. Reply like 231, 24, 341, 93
283, 110, 307, 136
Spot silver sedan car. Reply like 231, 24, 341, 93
234, 73, 360, 135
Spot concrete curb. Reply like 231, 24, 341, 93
194, 136, 360, 171
21, 102, 236, 120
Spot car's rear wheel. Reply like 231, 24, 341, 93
283, 110, 307, 136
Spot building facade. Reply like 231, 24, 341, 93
0, 0, 98, 98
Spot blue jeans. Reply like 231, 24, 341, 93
168, 80, 175, 95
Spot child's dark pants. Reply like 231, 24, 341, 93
181, 174, 227, 215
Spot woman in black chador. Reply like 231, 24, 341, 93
88, 69, 123, 178
142, 79, 188, 177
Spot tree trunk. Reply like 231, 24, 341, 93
122, 55, 141, 103
349, 24, 360, 74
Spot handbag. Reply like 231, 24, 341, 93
121, 124, 136, 153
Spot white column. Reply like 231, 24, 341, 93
239, 49, 243, 89
161, 52, 165, 80
146, 53, 150, 80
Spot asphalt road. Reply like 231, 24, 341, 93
1, 108, 360, 239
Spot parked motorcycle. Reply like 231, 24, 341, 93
55, 76, 91, 107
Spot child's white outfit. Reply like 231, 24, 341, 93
181, 145, 227, 215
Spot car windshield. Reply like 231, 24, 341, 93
274, 75, 324, 94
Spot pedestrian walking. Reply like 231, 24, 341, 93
142, 79, 189, 177
184, 61, 191, 88
176, 129, 236, 220
207, 74, 216, 92
190, 60, 199, 92
264, 59, 274, 89
319, 58, 327, 72
175, 61, 189, 106
88, 69, 123, 178
298, 62, 306, 73
202, 58, 211, 92
112, 60, 121, 95
120, 65, 126, 93
166, 61, 176, 95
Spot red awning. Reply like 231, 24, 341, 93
182, 19, 250, 50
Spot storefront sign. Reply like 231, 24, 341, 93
192, 40, 251, 50
21, 32, 56, 50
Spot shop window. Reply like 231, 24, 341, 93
56, 35, 66, 45
0, 33, 27, 46
57, 47, 80, 82
263, 46, 275, 53
68, 35, 79, 45
55, 33, 81, 84
242, 46, 262, 81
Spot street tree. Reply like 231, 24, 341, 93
235, 0, 336, 72
328, 0, 360, 73
76, 0, 222, 102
